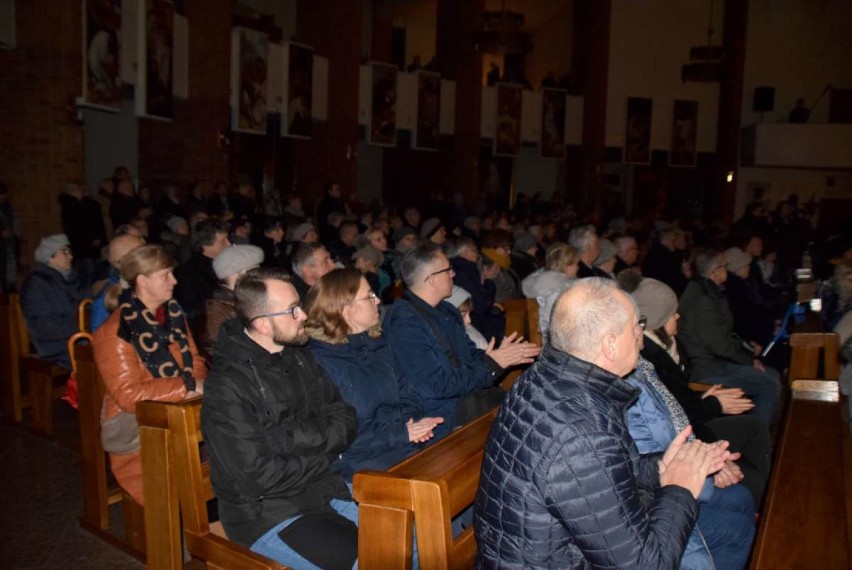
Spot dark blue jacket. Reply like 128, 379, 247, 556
307, 331, 426, 479
20, 263, 82, 368
383, 291, 502, 438
474, 344, 698, 569
450, 256, 504, 343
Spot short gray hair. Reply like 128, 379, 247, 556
568, 225, 598, 253
695, 248, 724, 278
445, 237, 476, 259
291, 242, 327, 278
400, 242, 444, 287
550, 277, 633, 359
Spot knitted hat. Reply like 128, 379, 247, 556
166, 216, 187, 233
631, 278, 678, 331
446, 286, 472, 308
392, 226, 416, 244
420, 218, 443, 239
352, 245, 383, 267
595, 239, 618, 266
212, 245, 264, 280
513, 233, 538, 254
724, 247, 752, 273
292, 223, 316, 242
34, 234, 70, 264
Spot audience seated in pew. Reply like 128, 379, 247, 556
201, 267, 359, 569
93, 244, 206, 505
481, 229, 523, 302
678, 249, 783, 426
289, 241, 335, 301
447, 236, 504, 343
20, 233, 83, 369
305, 267, 443, 480
173, 218, 231, 318
626, 274, 772, 507
383, 243, 539, 439
446, 286, 489, 351
475, 278, 733, 567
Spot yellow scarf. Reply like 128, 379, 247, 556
482, 247, 510, 270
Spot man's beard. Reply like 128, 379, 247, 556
271, 322, 308, 347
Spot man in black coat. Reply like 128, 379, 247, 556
59, 182, 107, 288
174, 219, 231, 318
201, 268, 358, 568
474, 278, 732, 568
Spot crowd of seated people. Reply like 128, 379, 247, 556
10, 168, 852, 568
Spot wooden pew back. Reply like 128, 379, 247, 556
136, 398, 287, 570
354, 408, 498, 569
503, 298, 527, 339
749, 380, 852, 569
0, 293, 30, 422
73, 339, 146, 557
788, 332, 841, 384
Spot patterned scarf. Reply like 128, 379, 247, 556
117, 288, 196, 391
638, 356, 692, 439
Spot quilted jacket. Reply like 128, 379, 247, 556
474, 344, 698, 569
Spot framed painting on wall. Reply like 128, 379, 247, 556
136, 0, 174, 120
540, 88, 567, 158
494, 83, 523, 157
368, 62, 398, 147
624, 96, 652, 165
83, 0, 122, 110
670, 99, 698, 167
282, 41, 313, 138
230, 27, 269, 134
413, 71, 441, 151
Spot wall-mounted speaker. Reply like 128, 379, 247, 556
753, 87, 775, 113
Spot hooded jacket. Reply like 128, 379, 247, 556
201, 318, 357, 547
474, 344, 698, 569
307, 330, 425, 479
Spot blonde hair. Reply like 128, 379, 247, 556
545, 243, 580, 272
104, 244, 175, 312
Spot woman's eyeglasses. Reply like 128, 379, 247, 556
352, 291, 378, 304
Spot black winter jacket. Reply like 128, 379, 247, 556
201, 319, 358, 547
174, 252, 218, 318
474, 344, 698, 568
20, 263, 82, 369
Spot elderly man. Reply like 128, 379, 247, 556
475, 278, 733, 568
290, 242, 335, 300
90, 233, 145, 329
569, 224, 608, 279
383, 243, 539, 438
174, 219, 231, 318
613, 233, 640, 274
678, 249, 782, 425
201, 268, 358, 568
20, 234, 83, 368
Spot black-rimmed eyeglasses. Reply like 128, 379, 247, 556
250, 305, 304, 322
425, 266, 454, 282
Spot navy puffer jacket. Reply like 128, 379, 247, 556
20, 263, 82, 369
474, 344, 698, 569
307, 331, 426, 479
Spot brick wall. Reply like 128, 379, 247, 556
137, 1, 231, 194
0, 1, 84, 270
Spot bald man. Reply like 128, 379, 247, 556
475, 278, 732, 568
90, 233, 144, 330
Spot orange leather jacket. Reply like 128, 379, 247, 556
93, 309, 208, 421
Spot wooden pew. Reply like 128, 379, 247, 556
78, 298, 92, 333
749, 380, 852, 569
0, 292, 68, 433
788, 332, 840, 385
353, 407, 498, 569
502, 298, 527, 339
524, 298, 542, 347
73, 339, 146, 559
136, 397, 288, 570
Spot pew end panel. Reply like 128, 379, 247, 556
788, 332, 841, 385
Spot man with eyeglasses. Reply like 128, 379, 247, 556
383, 243, 540, 439
20, 233, 83, 369
678, 249, 782, 425
201, 267, 359, 569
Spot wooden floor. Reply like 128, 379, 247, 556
749, 382, 852, 569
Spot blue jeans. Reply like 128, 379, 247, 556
698, 362, 782, 425
697, 484, 756, 570
251, 497, 360, 570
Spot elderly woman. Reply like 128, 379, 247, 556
93, 244, 206, 505
304, 268, 443, 480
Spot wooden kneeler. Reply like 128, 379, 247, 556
73, 340, 145, 559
